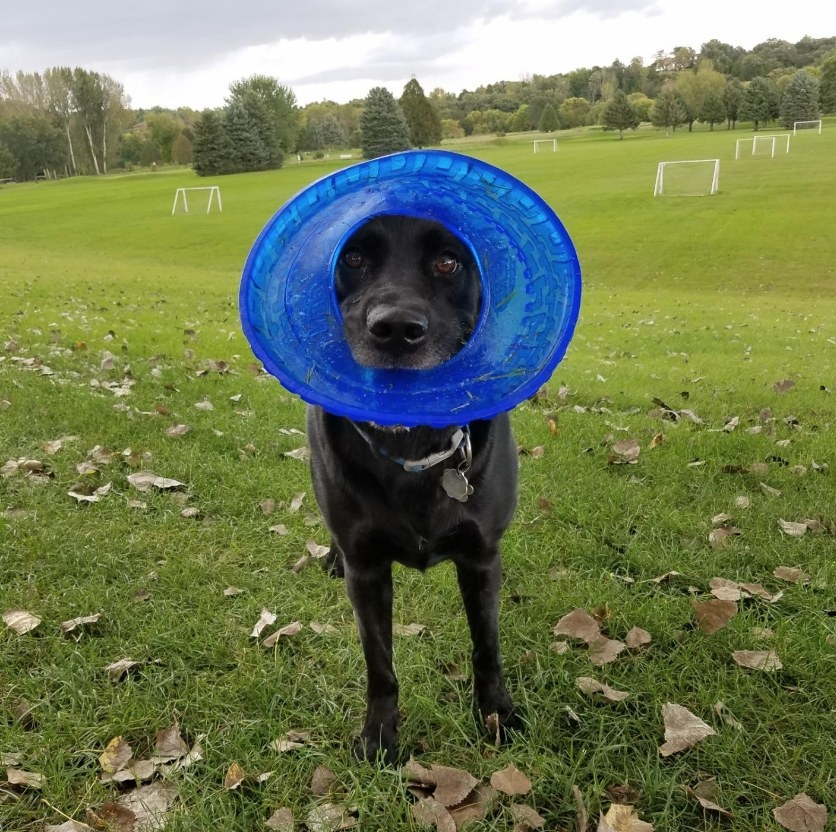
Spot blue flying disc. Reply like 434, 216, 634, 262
240, 149, 581, 427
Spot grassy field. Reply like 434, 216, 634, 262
1, 122, 835, 831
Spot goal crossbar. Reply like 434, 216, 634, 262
755, 133, 791, 155
533, 139, 558, 153
654, 159, 720, 196
172, 186, 223, 215
793, 119, 822, 135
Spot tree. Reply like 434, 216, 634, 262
171, 133, 193, 165
676, 62, 727, 131
627, 92, 654, 122
739, 76, 778, 130
227, 75, 296, 163
650, 86, 687, 132
724, 79, 744, 129
146, 112, 180, 163
558, 96, 591, 128
223, 101, 269, 172
192, 109, 232, 176
44, 67, 78, 175
360, 87, 411, 159
820, 51, 836, 114
600, 91, 639, 138
0, 141, 14, 179
537, 103, 560, 132
0, 114, 65, 180
779, 70, 820, 128
507, 104, 530, 133
699, 92, 727, 130
399, 78, 441, 148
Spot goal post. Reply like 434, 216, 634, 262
654, 159, 720, 197
752, 135, 777, 158
171, 186, 223, 215
757, 133, 791, 154
533, 139, 558, 153
793, 119, 822, 135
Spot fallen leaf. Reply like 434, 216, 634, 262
599, 803, 654, 831
708, 525, 741, 550
625, 627, 651, 649
224, 761, 247, 790
572, 785, 588, 832
773, 566, 811, 584
449, 784, 498, 828
306, 802, 358, 832
609, 439, 640, 464
311, 764, 337, 796
691, 599, 737, 634
250, 609, 277, 638
778, 519, 809, 538
511, 802, 547, 831
394, 622, 428, 637
99, 737, 133, 774
113, 781, 179, 831
265, 807, 295, 831
44, 822, 95, 832
553, 608, 601, 642
6, 768, 45, 788
773, 379, 796, 394
659, 703, 716, 756
60, 613, 102, 633
709, 577, 742, 601
773, 793, 827, 832
194, 400, 214, 411
262, 621, 303, 648
588, 636, 627, 666
153, 724, 189, 762
289, 492, 306, 512
411, 797, 456, 832
224, 586, 244, 597
127, 471, 185, 492
734, 495, 751, 509
713, 700, 743, 730
3, 608, 41, 634
269, 524, 289, 535
105, 657, 139, 682
732, 650, 782, 671
761, 482, 782, 497
577, 676, 629, 702
68, 482, 112, 503
683, 779, 732, 817
490, 763, 531, 796
310, 621, 339, 635
165, 424, 190, 437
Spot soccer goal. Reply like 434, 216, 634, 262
171, 186, 223, 215
533, 139, 558, 153
654, 159, 720, 197
793, 119, 822, 135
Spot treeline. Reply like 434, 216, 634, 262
2, 36, 836, 181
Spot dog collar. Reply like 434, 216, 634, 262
349, 422, 469, 473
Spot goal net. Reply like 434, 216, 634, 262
752, 135, 778, 157
533, 139, 558, 153
793, 119, 822, 135
654, 159, 719, 197
171, 186, 223, 215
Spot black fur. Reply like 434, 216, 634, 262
307, 215, 520, 763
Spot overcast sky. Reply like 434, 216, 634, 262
1, 1, 832, 109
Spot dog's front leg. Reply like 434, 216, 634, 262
455, 552, 521, 738
344, 561, 399, 764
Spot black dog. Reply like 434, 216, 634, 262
306, 215, 520, 763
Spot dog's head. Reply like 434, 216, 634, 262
334, 215, 482, 371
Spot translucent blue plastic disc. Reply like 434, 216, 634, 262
239, 149, 581, 427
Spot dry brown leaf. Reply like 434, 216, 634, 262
262, 621, 303, 648
683, 779, 732, 817
490, 763, 531, 796
659, 703, 715, 757
691, 599, 737, 634
265, 807, 295, 831
306, 802, 358, 832
588, 635, 627, 666
708, 525, 741, 550
778, 519, 809, 537
577, 676, 630, 702
114, 781, 179, 831
269, 524, 289, 536
309, 621, 339, 635
773, 379, 797, 394
773, 793, 827, 832
773, 566, 811, 584
625, 627, 651, 649
306, 540, 330, 559
6, 768, 45, 788
224, 761, 247, 790
599, 803, 654, 831
289, 492, 306, 512
224, 586, 244, 597
3, 608, 41, 634
511, 802, 546, 831
732, 650, 782, 671
165, 424, 190, 437
709, 577, 742, 601
126, 471, 185, 492
411, 797, 456, 832
60, 613, 102, 633
394, 622, 428, 637
311, 764, 338, 796
106, 657, 139, 682
552, 608, 601, 642
572, 784, 588, 832
449, 784, 497, 828
250, 609, 277, 638
430, 765, 479, 808
152, 724, 189, 762
44, 822, 95, 832
609, 439, 640, 464
99, 736, 133, 773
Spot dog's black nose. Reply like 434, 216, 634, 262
367, 305, 428, 348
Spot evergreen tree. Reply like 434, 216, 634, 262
738, 76, 778, 130
779, 70, 820, 128
650, 87, 687, 132
723, 79, 744, 129
360, 87, 412, 159
227, 74, 297, 165
537, 103, 560, 132
600, 91, 639, 138
223, 101, 270, 172
699, 92, 727, 130
399, 78, 442, 147
192, 109, 232, 176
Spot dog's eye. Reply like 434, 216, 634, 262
434, 253, 460, 276
343, 248, 364, 269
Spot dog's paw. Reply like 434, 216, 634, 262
323, 548, 345, 579
353, 731, 398, 767
483, 706, 523, 744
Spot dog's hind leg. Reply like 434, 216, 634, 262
344, 561, 400, 764
455, 552, 521, 739
323, 541, 345, 578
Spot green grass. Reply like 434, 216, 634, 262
1, 122, 835, 831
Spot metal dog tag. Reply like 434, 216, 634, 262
442, 468, 474, 502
